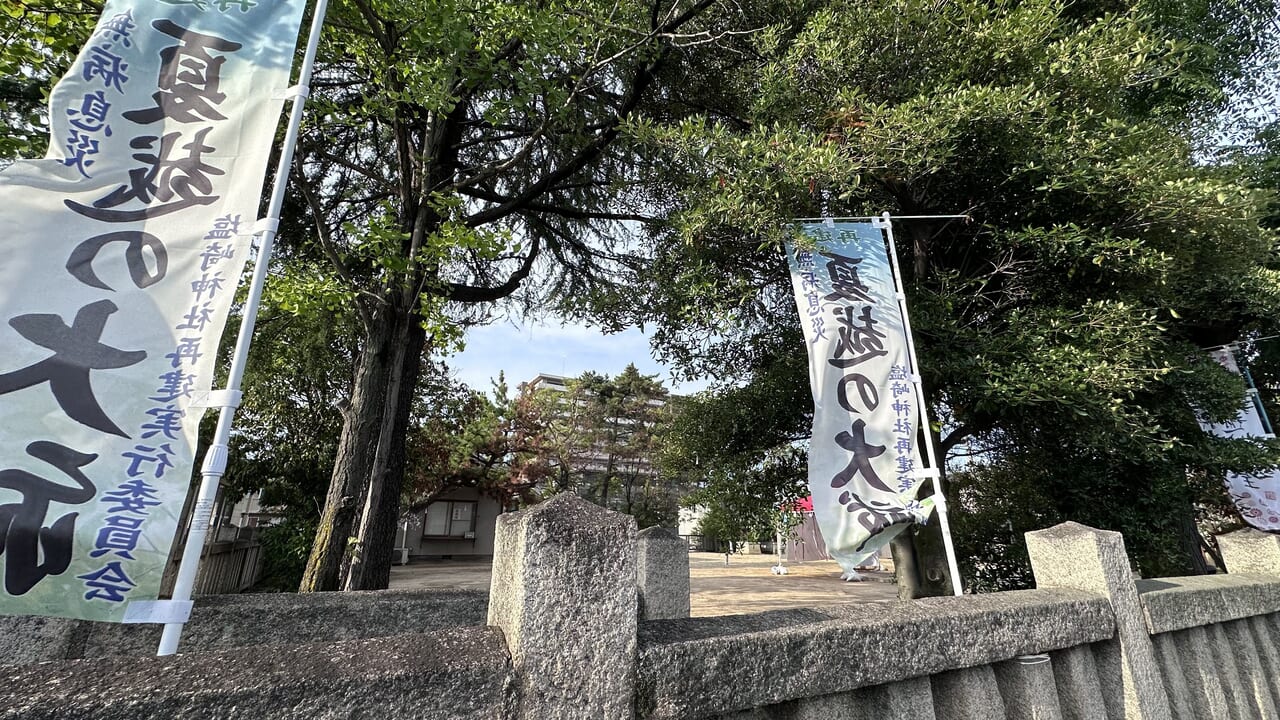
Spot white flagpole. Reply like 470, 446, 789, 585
156, 0, 332, 656
875, 212, 964, 596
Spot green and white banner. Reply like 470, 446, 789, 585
787, 222, 934, 576
0, 0, 304, 621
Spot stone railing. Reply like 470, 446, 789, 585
4, 494, 1280, 719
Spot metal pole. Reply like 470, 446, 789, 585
156, 0, 331, 656
795, 214, 972, 222
877, 212, 965, 596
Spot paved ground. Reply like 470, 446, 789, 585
389, 552, 899, 616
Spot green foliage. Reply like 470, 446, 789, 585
621, 0, 1280, 585
217, 301, 352, 516
0, 0, 98, 160
402, 372, 554, 511
254, 514, 320, 592
533, 365, 679, 526
288, 0, 722, 586
684, 446, 808, 543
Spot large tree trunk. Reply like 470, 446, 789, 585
890, 534, 922, 600
1177, 510, 1212, 575
347, 316, 426, 590
299, 300, 425, 592
907, 520, 955, 597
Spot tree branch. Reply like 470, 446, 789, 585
462, 0, 718, 228
458, 185, 655, 222
446, 235, 543, 303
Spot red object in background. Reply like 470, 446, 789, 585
779, 496, 829, 562
783, 496, 814, 513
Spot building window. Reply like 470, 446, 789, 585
423, 500, 477, 539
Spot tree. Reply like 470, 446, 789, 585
0, 1, 98, 161
680, 446, 807, 550
533, 365, 678, 527
656, 353, 810, 546
0, 0, 724, 589
401, 374, 553, 517
609, 0, 1280, 591
289, 0, 725, 591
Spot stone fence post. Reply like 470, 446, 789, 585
1216, 527, 1280, 576
637, 526, 690, 621
487, 493, 639, 720
1025, 522, 1171, 720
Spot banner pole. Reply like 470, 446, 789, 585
876, 212, 964, 596
156, 0, 331, 656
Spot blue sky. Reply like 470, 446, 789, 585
447, 321, 711, 395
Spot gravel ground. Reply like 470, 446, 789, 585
388, 551, 899, 617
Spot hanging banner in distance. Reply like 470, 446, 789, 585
786, 222, 935, 575
0, 0, 305, 621
1200, 349, 1280, 532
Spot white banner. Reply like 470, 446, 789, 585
1200, 349, 1280, 531
0, 0, 304, 621
787, 222, 934, 574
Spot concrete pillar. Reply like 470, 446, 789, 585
1150, 633, 1195, 720
487, 493, 638, 720
932, 665, 1005, 720
1025, 522, 1172, 720
994, 655, 1064, 720
1217, 528, 1280, 576
637, 526, 690, 620
1249, 615, 1280, 713
1174, 626, 1232, 719
1049, 645, 1109, 720
1224, 619, 1278, 720
1207, 622, 1262, 720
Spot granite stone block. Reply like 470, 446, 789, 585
1207, 621, 1255, 720
638, 526, 690, 621
712, 679, 937, 720
1248, 615, 1280, 714
932, 665, 1004, 720
1174, 625, 1232, 719
636, 588, 1111, 719
1137, 575, 1280, 634
488, 493, 638, 720
1225, 618, 1278, 720
103, 588, 486, 659
1048, 644, 1108, 720
995, 655, 1063, 720
0, 615, 86, 665
1218, 529, 1280, 577
1151, 632, 1195, 720
0, 627, 512, 720
1026, 522, 1172, 720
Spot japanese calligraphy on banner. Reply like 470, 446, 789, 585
786, 222, 934, 575
0, 0, 305, 621
1199, 349, 1280, 532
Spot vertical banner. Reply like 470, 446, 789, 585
786, 222, 934, 575
0, 0, 305, 621
1200, 349, 1280, 531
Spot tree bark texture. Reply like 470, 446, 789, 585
890, 534, 923, 601
347, 316, 426, 590
299, 300, 426, 592
1177, 510, 1212, 575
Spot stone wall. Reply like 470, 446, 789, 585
0, 588, 487, 665
4, 494, 1280, 720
